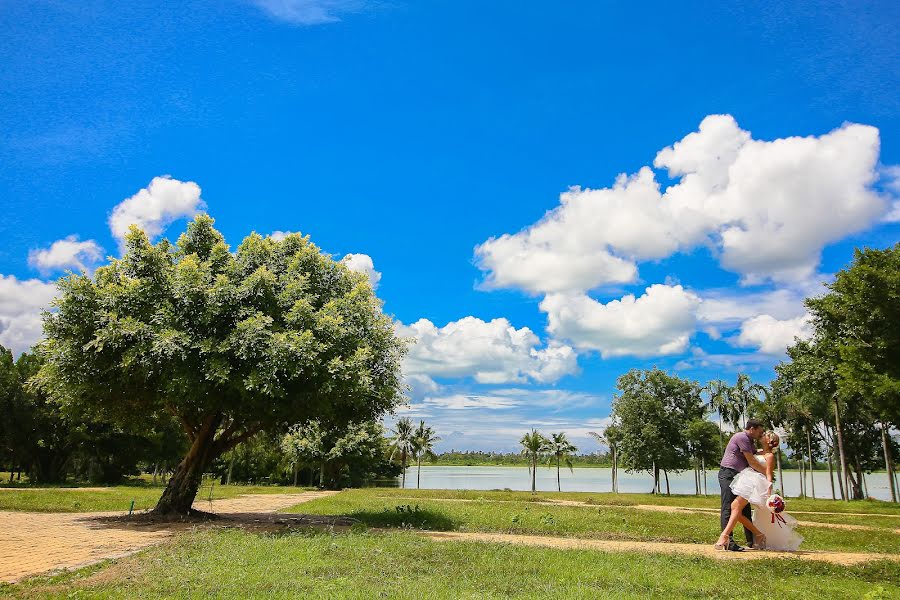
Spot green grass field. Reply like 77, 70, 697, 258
8, 529, 899, 599
286, 489, 900, 554
4, 486, 899, 598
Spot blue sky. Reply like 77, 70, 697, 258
1, 1, 898, 452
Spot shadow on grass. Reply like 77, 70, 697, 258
344, 505, 459, 531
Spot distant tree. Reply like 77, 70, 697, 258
611, 368, 705, 494
703, 379, 732, 452
520, 430, 549, 493
412, 421, 440, 489
684, 419, 719, 495
588, 425, 621, 493
546, 432, 577, 492
389, 417, 416, 489
729, 374, 768, 430
2, 350, 77, 484
282, 420, 326, 487
318, 420, 393, 488
36, 216, 406, 514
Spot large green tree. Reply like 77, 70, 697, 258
611, 368, 705, 494
36, 215, 406, 514
806, 243, 899, 502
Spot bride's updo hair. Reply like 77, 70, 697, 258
765, 431, 780, 448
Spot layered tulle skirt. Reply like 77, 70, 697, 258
730, 468, 804, 551
730, 468, 771, 506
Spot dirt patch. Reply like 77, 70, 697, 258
628, 504, 900, 534
0, 490, 339, 584
381, 496, 900, 533
418, 530, 898, 566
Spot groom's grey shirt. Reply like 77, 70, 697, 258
720, 432, 753, 471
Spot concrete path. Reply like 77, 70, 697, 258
0, 491, 337, 584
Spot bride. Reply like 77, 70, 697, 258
715, 431, 803, 551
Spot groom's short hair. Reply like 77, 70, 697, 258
745, 418, 764, 430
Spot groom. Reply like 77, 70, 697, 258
718, 418, 766, 551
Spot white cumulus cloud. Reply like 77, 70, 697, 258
249, 0, 364, 25
475, 115, 886, 293
108, 176, 205, 246
268, 230, 296, 242
736, 314, 814, 354
0, 275, 58, 356
540, 284, 700, 358
395, 316, 578, 385
341, 253, 382, 289
28, 236, 103, 274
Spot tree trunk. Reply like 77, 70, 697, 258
664, 469, 670, 496
417, 456, 422, 490
319, 460, 326, 488
153, 414, 223, 515
835, 453, 846, 500
847, 457, 863, 500
292, 461, 299, 487
718, 415, 724, 455
889, 470, 900, 502
827, 453, 836, 500
881, 423, 898, 504
807, 429, 816, 499
702, 457, 707, 496
556, 456, 561, 492
531, 456, 537, 493
613, 448, 618, 493
400, 450, 407, 489
776, 449, 784, 495
832, 395, 851, 502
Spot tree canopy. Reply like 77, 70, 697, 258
36, 215, 406, 513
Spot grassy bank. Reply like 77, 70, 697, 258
287, 489, 900, 554
0, 480, 313, 513
9, 529, 899, 599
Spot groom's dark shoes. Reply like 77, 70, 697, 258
726, 541, 745, 552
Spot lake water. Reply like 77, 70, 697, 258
393, 466, 898, 501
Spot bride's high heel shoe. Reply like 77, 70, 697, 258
752, 533, 767, 550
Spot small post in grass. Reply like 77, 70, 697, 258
128, 499, 135, 516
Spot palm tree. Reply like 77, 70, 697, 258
546, 432, 578, 492
520, 429, 548, 493
730, 373, 768, 429
589, 426, 620, 493
413, 420, 441, 489
704, 379, 731, 452
388, 417, 415, 489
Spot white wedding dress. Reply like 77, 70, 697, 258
730, 455, 804, 551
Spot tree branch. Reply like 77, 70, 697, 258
214, 423, 264, 456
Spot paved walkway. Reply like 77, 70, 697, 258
0, 491, 337, 584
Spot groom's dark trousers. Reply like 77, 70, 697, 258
718, 467, 754, 546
